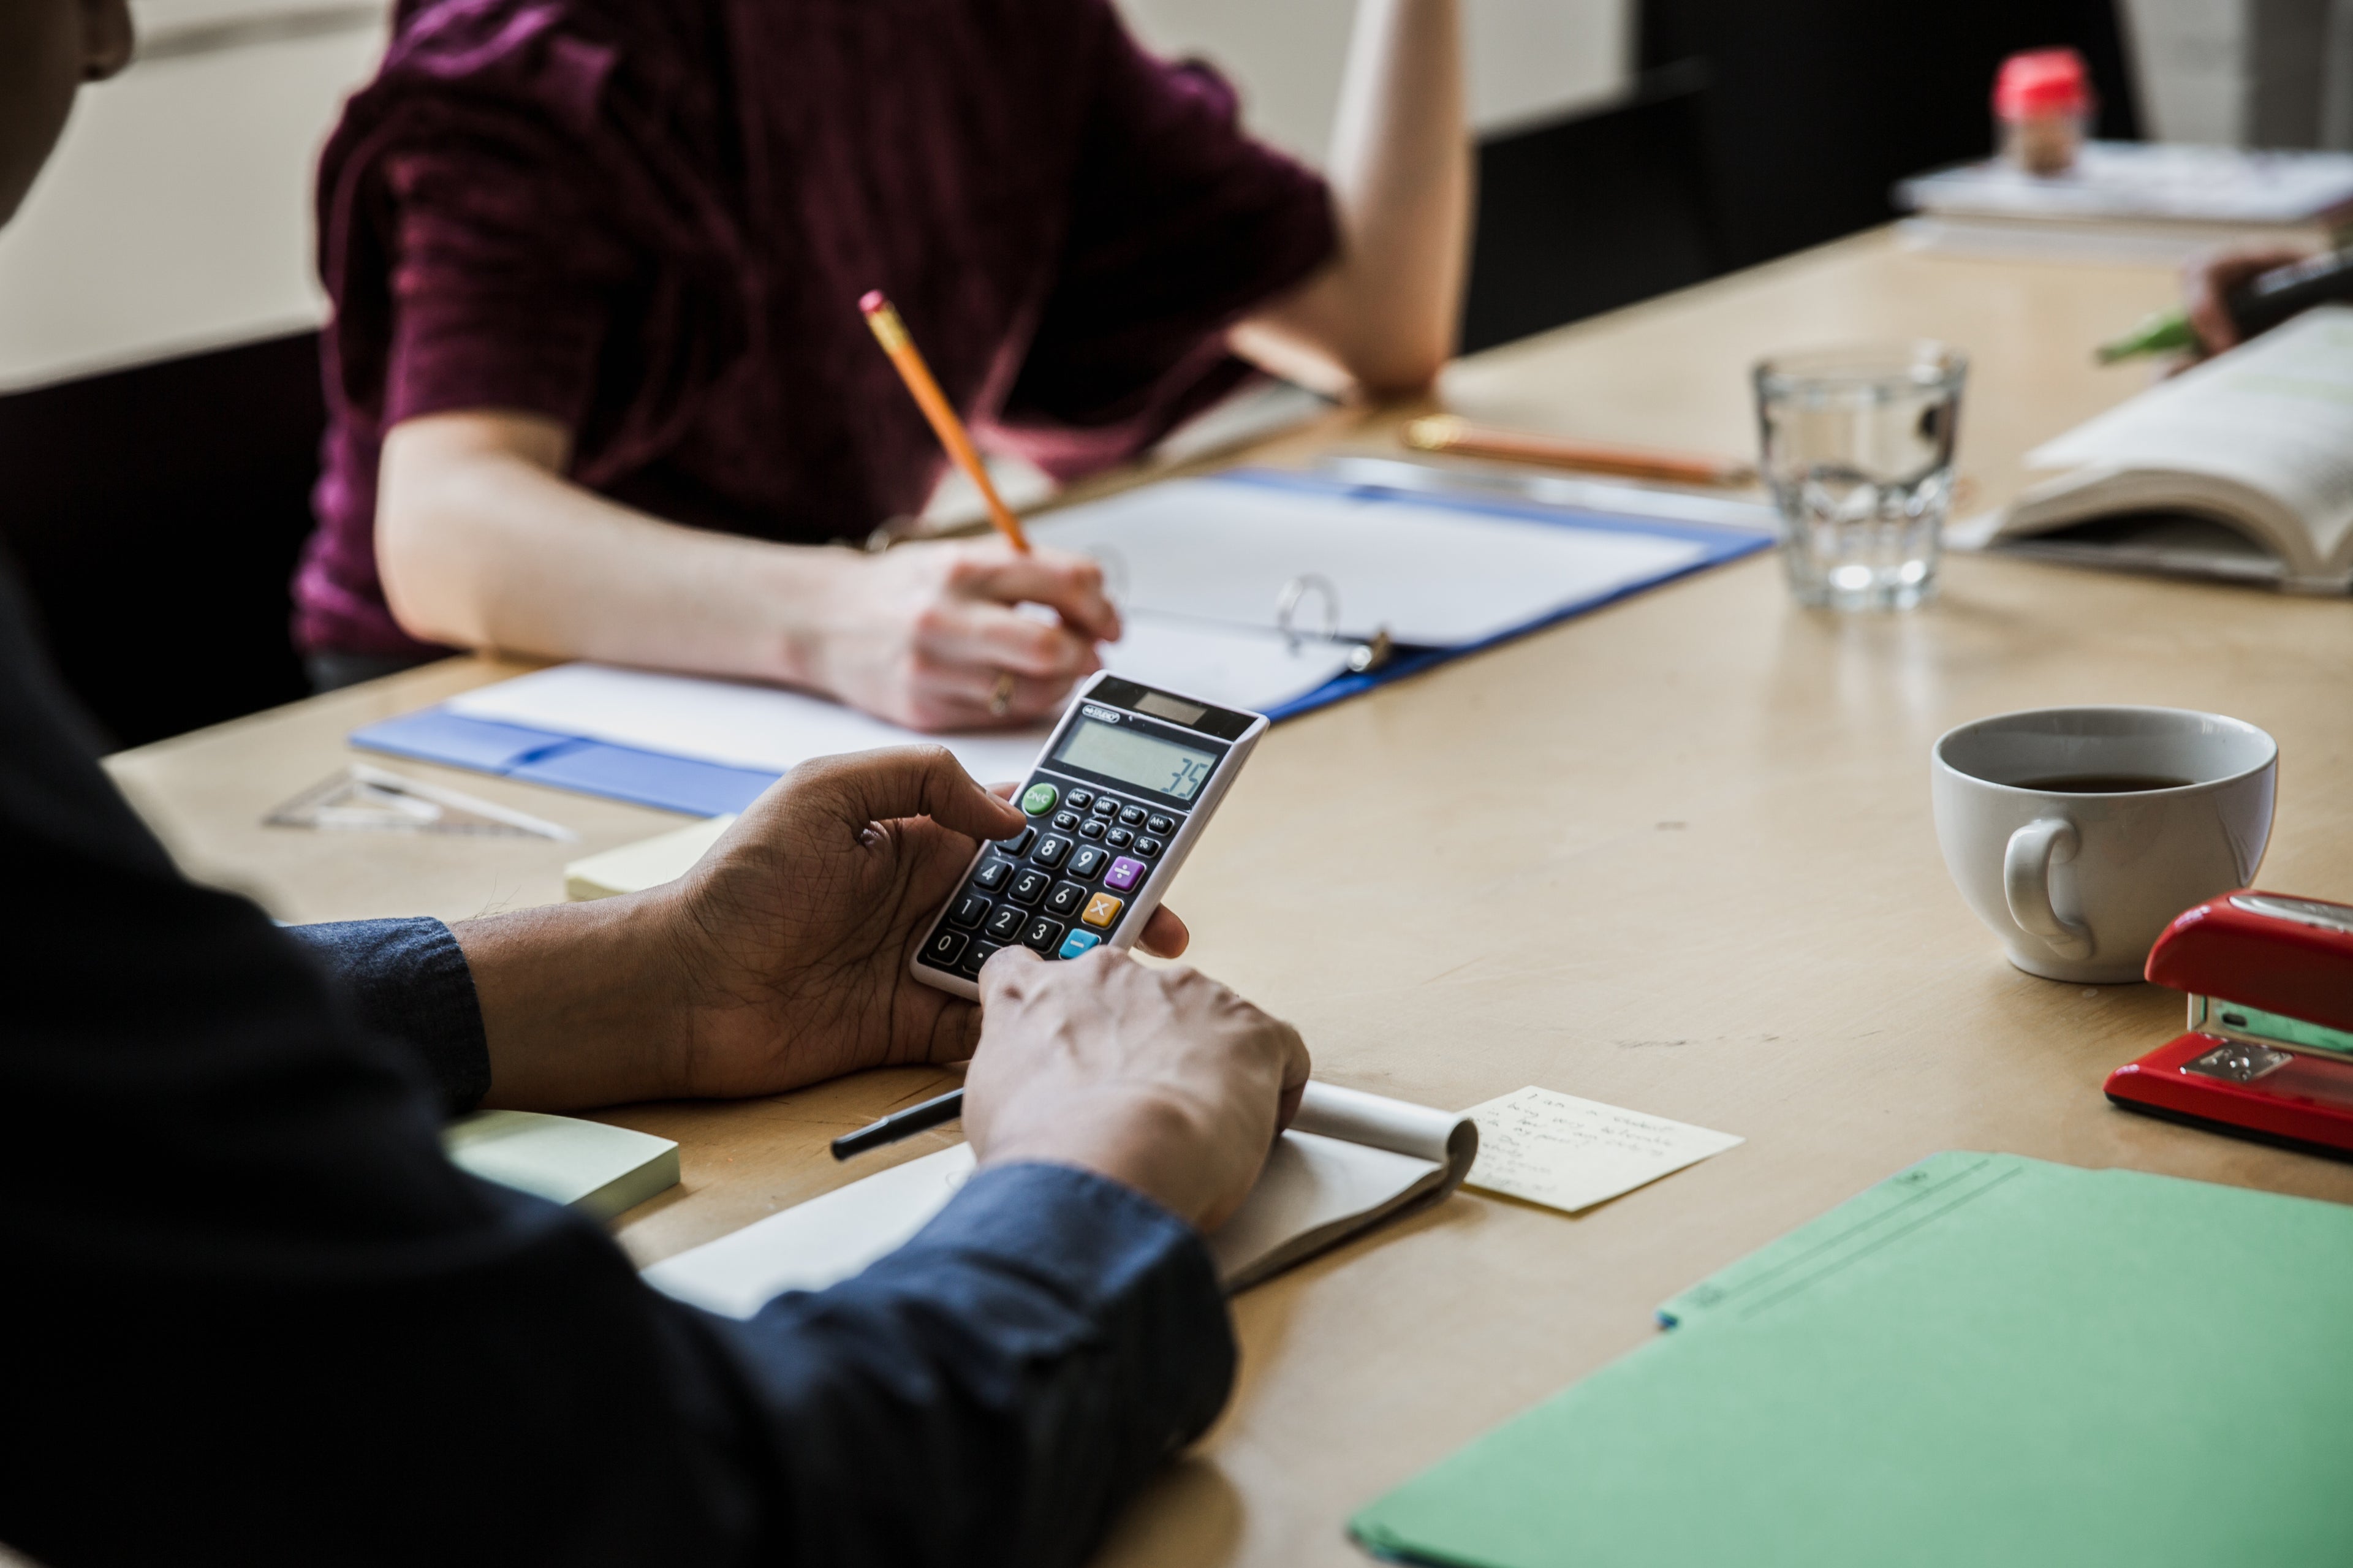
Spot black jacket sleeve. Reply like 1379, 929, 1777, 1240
0, 564, 1233, 1568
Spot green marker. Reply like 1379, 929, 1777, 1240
2094, 244, 2353, 364
2094, 306, 2196, 363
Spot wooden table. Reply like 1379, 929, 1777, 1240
108, 229, 2353, 1567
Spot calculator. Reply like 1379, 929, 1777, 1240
911, 673, 1268, 999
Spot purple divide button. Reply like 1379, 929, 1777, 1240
1105, 856, 1146, 892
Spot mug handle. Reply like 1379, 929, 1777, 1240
2003, 817, 2093, 961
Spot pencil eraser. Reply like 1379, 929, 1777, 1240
858, 290, 885, 315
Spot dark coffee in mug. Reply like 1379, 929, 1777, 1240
2009, 773, 2195, 794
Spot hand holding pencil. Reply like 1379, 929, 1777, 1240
834, 290, 1118, 730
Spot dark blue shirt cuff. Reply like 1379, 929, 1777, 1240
287, 917, 490, 1115
722, 1160, 1235, 1567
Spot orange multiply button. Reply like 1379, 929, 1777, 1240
1082, 893, 1123, 929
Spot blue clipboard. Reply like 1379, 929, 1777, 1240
352, 470, 1774, 816
1224, 470, 1772, 721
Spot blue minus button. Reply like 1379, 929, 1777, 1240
1057, 931, 1102, 960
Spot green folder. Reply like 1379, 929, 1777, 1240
1351, 1153, 2353, 1567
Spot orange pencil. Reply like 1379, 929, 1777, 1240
859, 290, 1031, 553
1404, 414, 1755, 489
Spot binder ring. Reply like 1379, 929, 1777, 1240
1089, 547, 1130, 605
1276, 574, 1340, 650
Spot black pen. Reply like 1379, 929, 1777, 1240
831, 1087, 964, 1161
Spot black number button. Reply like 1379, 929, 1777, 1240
1078, 819, 1107, 839
960, 940, 1001, 977
1044, 880, 1088, 918
985, 905, 1026, 941
1052, 811, 1079, 831
923, 929, 969, 967
1007, 869, 1050, 907
1091, 797, 1120, 817
1067, 844, 1108, 881
972, 858, 1014, 892
1146, 814, 1173, 834
1021, 917, 1065, 953
950, 895, 990, 928
1031, 835, 1072, 869
1105, 827, 1133, 849
997, 827, 1036, 857
1118, 805, 1147, 826
1066, 789, 1094, 810
1133, 836, 1163, 858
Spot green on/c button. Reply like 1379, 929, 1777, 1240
1020, 782, 1059, 816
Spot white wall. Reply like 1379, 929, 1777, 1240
2122, 0, 2353, 147
1116, 0, 1632, 164
2124, 0, 2246, 143
0, 0, 384, 392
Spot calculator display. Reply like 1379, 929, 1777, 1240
1053, 716, 1216, 800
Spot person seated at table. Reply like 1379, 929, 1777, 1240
294, 0, 1471, 726
1, 15, 1306, 1564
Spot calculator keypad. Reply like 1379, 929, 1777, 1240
919, 771, 1191, 977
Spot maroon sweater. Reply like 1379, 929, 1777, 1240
297, 0, 1337, 657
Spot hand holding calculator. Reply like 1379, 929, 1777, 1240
912, 674, 1268, 999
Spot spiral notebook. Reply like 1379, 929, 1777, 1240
644, 1082, 1479, 1311
351, 469, 1770, 816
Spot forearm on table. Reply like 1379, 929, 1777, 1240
450, 892, 691, 1112
377, 413, 857, 686
1234, 0, 1469, 396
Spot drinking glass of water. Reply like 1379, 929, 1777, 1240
1752, 343, 1968, 610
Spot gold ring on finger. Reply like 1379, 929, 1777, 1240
989, 670, 1017, 718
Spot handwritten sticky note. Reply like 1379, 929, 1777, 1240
1461, 1086, 1742, 1214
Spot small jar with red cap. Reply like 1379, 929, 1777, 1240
1994, 47, 2092, 176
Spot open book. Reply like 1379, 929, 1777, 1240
642, 1082, 1477, 1314
1957, 307, 2353, 591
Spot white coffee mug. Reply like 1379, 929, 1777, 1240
1931, 706, 2276, 983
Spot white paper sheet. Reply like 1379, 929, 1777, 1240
1100, 613, 1354, 714
441, 624, 1347, 800
1461, 1086, 1741, 1214
447, 664, 1048, 784
642, 1083, 1478, 1316
1030, 476, 1709, 646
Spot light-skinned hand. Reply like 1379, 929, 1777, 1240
962, 947, 1311, 1232
803, 537, 1122, 731
455, 747, 1188, 1109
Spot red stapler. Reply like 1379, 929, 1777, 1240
2105, 890, 2353, 1157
